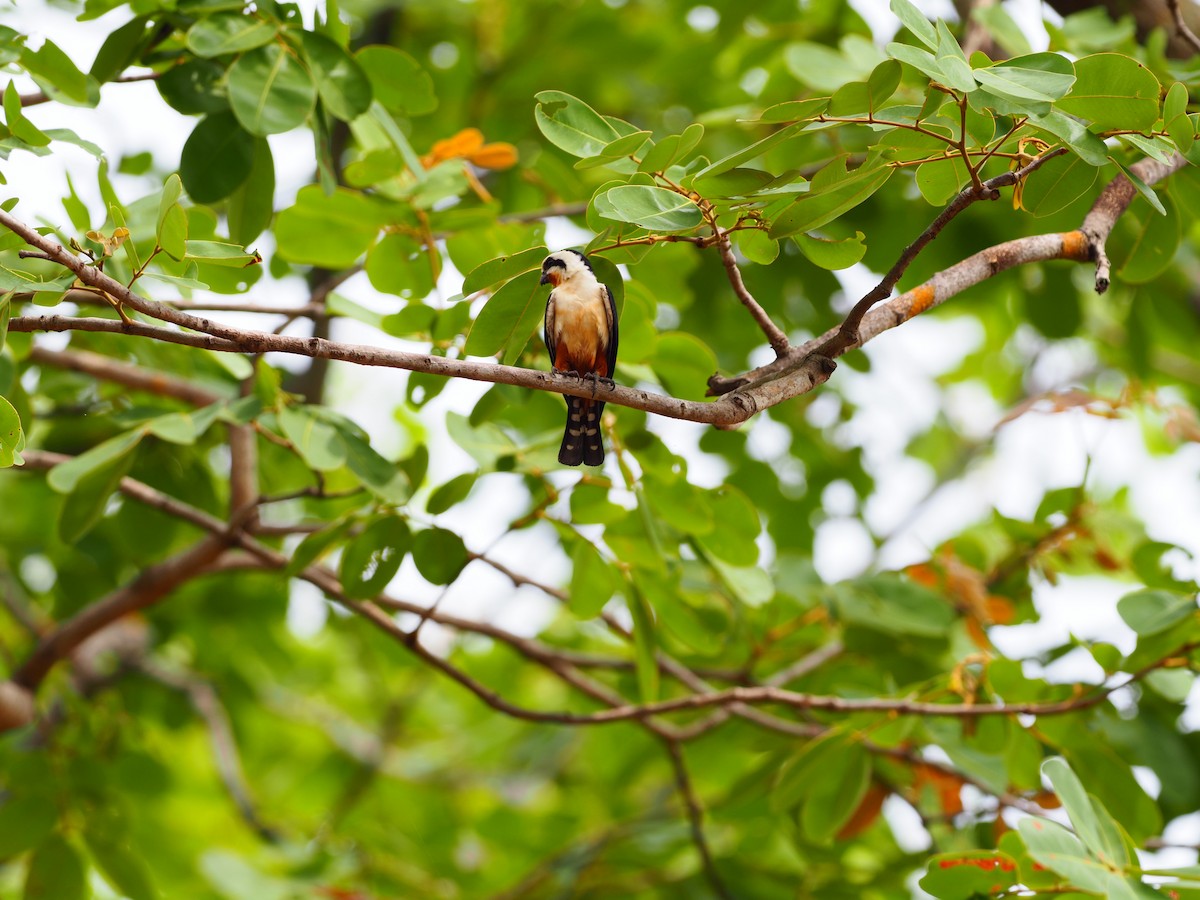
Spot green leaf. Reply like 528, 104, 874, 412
886, 42, 947, 85
757, 97, 829, 124
974, 53, 1076, 103
462, 246, 548, 295
90, 15, 148, 83
1019, 152, 1099, 217
0, 795, 56, 858
412, 527, 469, 585
339, 516, 411, 600
20, 40, 90, 105
1117, 588, 1197, 636
570, 541, 620, 618
1055, 52, 1161, 131
186, 14, 278, 58
83, 825, 158, 900
802, 739, 870, 842
365, 233, 435, 300
179, 111, 255, 203
651, 332, 719, 401
1165, 82, 1194, 155
794, 231, 867, 270
972, 5, 1032, 56
535, 90, 621, 158
185, 241, 261, 267
891, 0, 938, 50
58, 443, 134, 542
278, 405, 347, 472
915, 157, 969, 206
1026, 109, 1109, 167
0, 292, 10, 351
1043, 757, 1129, 868
463, 270, 544, 363
934, 22, 975, 93
426, 472, 478, 515
156, 59, 227, 115
300, 31, 372, 122
226, 138, 275, 245
227, 43, 317, 136
1113, 191, 1180, 284
1016, 817, 1115, 894
275, 185, 393, 268
626, 579, 659, 702
156, 175, 187, 260
734, 228, 779, 265
693, 122, 804, 178
285, 519, 354, 577
0, 394, 24, 468
355, 46, 436, 116
4, 82, 50, 146
637, 123, 704, 173
772, 730, 852, 812
769, 161, 893, 238
834, 574, 956, 637
600, 185, 702, 232
48, 428, 144, 493
23, 834, 87, 900
919, 852, 1020, 900
866, 59, 902, 112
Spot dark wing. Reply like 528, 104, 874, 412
543, 290, 557, 361
603, 284, 618, 379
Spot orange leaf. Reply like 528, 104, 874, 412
913, 763, 966, 815
423, 127, 486, 168
468, 142, 519, 170
837, 782, 889, 839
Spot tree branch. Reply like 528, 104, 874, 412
1080, 153, 1188, 293
1168, 0, 1200, 54
663, 739, 731, 899
28, 346, 225, 406
717, 234, 789, 356
12, 535, 228, 690
817, 147, 1068, 360
137, 659, 282, 842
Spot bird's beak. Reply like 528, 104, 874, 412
540, 271, 557, 286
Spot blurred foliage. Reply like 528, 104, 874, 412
0, 0, 1199, 898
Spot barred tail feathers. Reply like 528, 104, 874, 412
559, 397, 605, 467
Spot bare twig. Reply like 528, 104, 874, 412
138, 659, 282, 842
718, 234, 789, 356
664, 740, 731, 899
1168, 0, 1200, 54
19, 71, 160, 108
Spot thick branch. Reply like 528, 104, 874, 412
12, 535, 228, 690
818, 148, 1069, 359
1080, 153, 1188, 293
29, 346, 225, 406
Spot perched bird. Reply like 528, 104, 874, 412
541, 249, 619, 466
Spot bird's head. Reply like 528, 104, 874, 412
540, 249, 593, 287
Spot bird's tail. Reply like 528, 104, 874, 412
560, 397, 605, 466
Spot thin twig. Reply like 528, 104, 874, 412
663, 740, 731, 899
717, 234, 789, 356
137, 659, 282, 842
1168, 0, 1200, 54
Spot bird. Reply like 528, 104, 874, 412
541, 249, 619, 467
